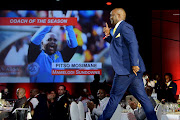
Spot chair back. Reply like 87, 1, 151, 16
154, 103, 162, 120
78, 101, 85, 120
70, 101, 80, 120
86, 108, 92, 120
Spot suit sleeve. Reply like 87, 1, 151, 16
104, 35, 112, 43
122, 24, 139, 66
172, 82, 177, 96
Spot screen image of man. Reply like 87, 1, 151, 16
98, 8, 157, 120
28, 11, 78, 83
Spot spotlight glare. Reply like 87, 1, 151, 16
106, 2, 112, 5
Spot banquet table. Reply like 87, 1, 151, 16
120, 112, 129, 120
119, 111, 180, 120
0, 107, 13, 120
161, 112, 180, 120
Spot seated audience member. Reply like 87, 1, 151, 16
90, 74, 101, 104
47, 90, 56, 105
162, 73, 177, 103
78, 88, 94, 101
153, 74, 161, 91
87, 88, 109, 120
1, 88, 10, 100
47, 90, 56, 120
8, 88, 27, 120
29, 88, 49, 120
54, 85, 70, 120
28, 89, 39, 111
12, 88, 27, 112
142, 73, 155, 88
128, 86, 156, 120
153, 73, 163, 101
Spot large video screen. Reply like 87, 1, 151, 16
0, 10, 114, 83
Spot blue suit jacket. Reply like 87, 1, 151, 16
105, 21, 146, 75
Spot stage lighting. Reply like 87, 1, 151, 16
106, 2, 112, 5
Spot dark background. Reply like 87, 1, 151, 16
0, 0, 178, 74
0, 0, 180, 98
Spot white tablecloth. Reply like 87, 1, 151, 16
118, 112, 180, 120
161, 112, 180, 120
0, 107, 13, 120
120, 113, 129, 120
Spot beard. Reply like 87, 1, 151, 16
110, 18, 119, 26
110, 19, 117, 26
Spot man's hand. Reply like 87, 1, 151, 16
103, 23, 111, 36
127, 112, 137, 120
132, 66, 140, 76
161, 99, 166, 104
87, 101, 96, 112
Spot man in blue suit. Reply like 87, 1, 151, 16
98, 8, 157, 120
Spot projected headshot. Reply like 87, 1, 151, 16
28, 11, 78, 83
42, 33, 58, 55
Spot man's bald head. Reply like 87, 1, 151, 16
113, 8, 126, 20
41, 32, 58, 55
16, 88, 26, 99
110, 8, 126, 26
30, 88, 39, 98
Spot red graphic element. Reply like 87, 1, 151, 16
0, 17, 77, 26
106, 2, 112, 5
52, 69, 102, 75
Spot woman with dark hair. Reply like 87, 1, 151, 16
47, 90, 56, 120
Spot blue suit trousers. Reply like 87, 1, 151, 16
98, 73, 158, 120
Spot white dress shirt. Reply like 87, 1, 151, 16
92, 97, 109, 119
112, 20, 123, 35
29, 94, 39, 109
166, 81, 172, 87
114, 20, 123, 30
57, 94, 64, 101
143, 78, 155, 88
